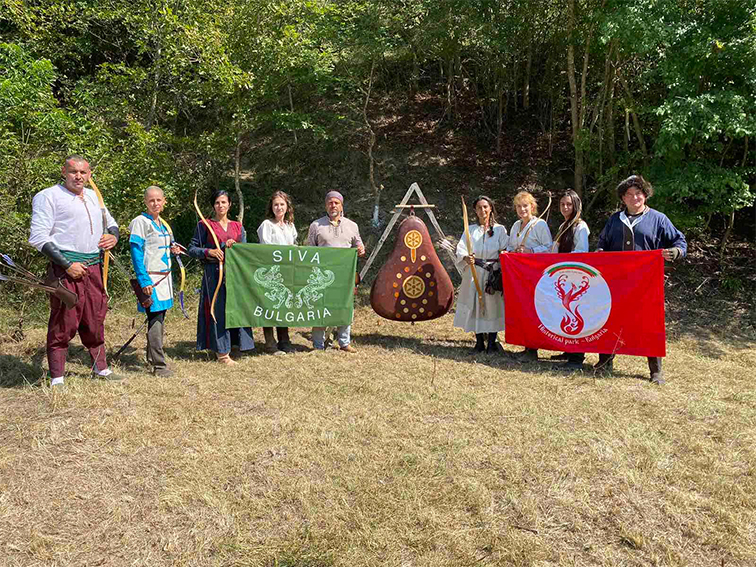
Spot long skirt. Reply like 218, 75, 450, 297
196, 262, 254, 354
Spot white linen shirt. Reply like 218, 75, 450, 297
452, 224, 508, 333
257, 219, 298, 246
507, 218, 553, 254
552, 220, 590, 253
29, 184, 117, 253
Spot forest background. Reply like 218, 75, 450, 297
1, 0, 755, 320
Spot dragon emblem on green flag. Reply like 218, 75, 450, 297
254, 265, 336, 309
225, 244, 356, 328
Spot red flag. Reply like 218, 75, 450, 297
501, 251, 666, 357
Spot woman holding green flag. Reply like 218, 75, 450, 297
257, 190, 298, 354
187, 189, 254, 365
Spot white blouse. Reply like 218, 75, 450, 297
553, 220, 590, 253
507, 218, 553, 253
257, 219, 297, 246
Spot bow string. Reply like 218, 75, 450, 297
160, 217, 190, 320
193, 189, 223, 323
89, 177, 111, 296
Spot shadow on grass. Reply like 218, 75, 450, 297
670, 324, 756, 360
0, 343, 118, 389
0, 353, 45, 388
354, 332, 654, 383
162, 341, 278, 361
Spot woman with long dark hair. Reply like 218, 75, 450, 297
453, 195, 508, 353
550, 189, 590, 370
187, 189, 254, 364
257, 191, 297, 354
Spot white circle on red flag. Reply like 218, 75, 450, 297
534, 262, 612, 339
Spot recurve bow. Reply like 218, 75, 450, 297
193, 189, 223, 323
462, 196, 486, 315
518, 191, 552, 251
89, 178, 111, 296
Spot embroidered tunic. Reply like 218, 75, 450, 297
453, 224, 508, 333
128, 213, 174, 313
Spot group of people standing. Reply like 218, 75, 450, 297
28, 155, 685, 388
452, 176, 687, 384
28, 155, 366, 386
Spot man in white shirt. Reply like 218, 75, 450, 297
28, 155, 122, 387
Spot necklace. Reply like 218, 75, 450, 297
516, 217, 533, 238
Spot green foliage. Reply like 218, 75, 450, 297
0, 0, 755, 280
0, 43, 74, 268
605, 0, 756, 217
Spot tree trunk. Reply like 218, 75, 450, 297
363, 60, 380, 227
567, 0, 583, 196
743, 135, 749, 167
146, 44, 162, 130
443, 56, 454, 124
512, 56, 518, 113
719, 210, 735, 262
629, 108, 648, 163
410, 49, 419, 98
618, 73, 649, 161
496, 79, 504, 154
745, 136, 754, 245
288, 83, 297, 144
579, 36, 591, 129
523, 46, 531, 109
606, 73, 616, 166
234, 133, 244, 225
549, 92, 555, 157
585, 179, 612, 216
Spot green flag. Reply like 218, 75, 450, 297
225, 244, 357, 328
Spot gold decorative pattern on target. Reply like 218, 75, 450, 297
402, 275, 425, 298
403, 230, 422, 262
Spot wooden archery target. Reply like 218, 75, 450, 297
370, 214, 454, 321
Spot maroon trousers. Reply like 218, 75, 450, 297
47, 263, 108, 377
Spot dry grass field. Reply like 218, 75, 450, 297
1, 292, 755, 567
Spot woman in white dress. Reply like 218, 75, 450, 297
507, 190, 553, 362
257, 191, 298, 354
453, 196, 508, 353
550, 189, 590, 370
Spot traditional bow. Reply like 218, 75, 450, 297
462, 196, 486, 315
160, 217, 189, 319
517, 191, 552, 250
193, 189, 223, 323
89, 177, 111, 296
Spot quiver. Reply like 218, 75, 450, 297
44, 269, 79, 309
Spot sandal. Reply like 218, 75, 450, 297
216, 352, 237, 365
